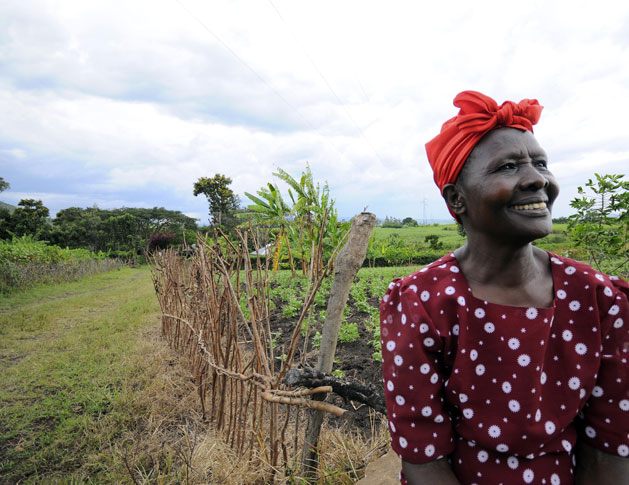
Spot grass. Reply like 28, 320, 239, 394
373, 224, 464, 248
0, 266, 163, 482
1, 264, 391, 483
373, 223, 572, 253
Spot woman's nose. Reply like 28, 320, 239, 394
519, 164, 549, 191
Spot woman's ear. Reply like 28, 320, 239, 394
442, 183, 466, 217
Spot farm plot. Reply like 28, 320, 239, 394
151, 228, 420, 482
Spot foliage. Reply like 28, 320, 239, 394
0, 176, 9, 192
0, 235, 119, 293
402, 217, 418, 226
568, 173, 629, 275
148, 232, 177, 251
48, 206, 196, 256
425, 234, 444, 251
242, 165, 349, 276
366, 232, 442, 267
9, 198, 50, 238
381, 216, 403, 228
338, 320, 359, 343
193, 174, 240, 227
0, 208, 14, 239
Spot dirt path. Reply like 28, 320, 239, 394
0, 266, 162, 483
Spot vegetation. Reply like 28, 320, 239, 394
0, 267, 162, 482
3, 166, 628, 482
1, 199, 49, 239
0, 235, 123, 293
568, 173, 629, 276
0, 177, 9, 192
49, 206, 197, 258
242, 165, 349, 275
193, 173, 240, 228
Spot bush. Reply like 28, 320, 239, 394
0, 236, 123, 293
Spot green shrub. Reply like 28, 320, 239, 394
0, 236, 123, 293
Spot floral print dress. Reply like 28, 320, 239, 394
381, 252, 629, 485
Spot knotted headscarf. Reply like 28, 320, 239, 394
425, 91, 543, 192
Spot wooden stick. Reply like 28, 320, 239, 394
260, 392, 350, 419
267, 386, 332, 397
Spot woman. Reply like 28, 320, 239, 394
381, 91, 628, 484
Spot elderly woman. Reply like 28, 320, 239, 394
381, 91, 629, 484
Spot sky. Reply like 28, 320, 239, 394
1, 0, 628, 224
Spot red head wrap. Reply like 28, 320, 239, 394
425, 91, 543, 193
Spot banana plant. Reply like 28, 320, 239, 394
242, 182, 296, 275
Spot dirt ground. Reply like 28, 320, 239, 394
269, 293, 386, 437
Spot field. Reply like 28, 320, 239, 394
373, 222, 572, 252
373, 224, 465, 248
0, 267, 165, 482
0, 222, 580, 483
0, 261, 418, 483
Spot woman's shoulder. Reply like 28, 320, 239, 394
548, 252, 628, 287
381, 252, 460, 307
396, 252, 459, 287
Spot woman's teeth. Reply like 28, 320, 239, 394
512, 202, 547, 211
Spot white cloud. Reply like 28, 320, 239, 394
0, 0, 628, 223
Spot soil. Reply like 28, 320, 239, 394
268, 292, 386, 436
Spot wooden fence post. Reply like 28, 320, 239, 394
301, 212, 377, 475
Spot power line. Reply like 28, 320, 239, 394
266, 0, 386, 166
175, 0, 318, 133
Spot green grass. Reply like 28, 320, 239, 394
374, 223, 572, 252
373, 224, 464, 248
0, 266, 161, 483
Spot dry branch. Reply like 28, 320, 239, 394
261, 392, 350, 419
151, 222, 354, 479
286, 367, 386, 415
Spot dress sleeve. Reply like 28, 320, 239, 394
580, 276, 629, 457
380, 278, 455, 464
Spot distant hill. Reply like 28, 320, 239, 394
0, 201, 16, 213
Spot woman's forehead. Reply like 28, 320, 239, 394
470, 128, 545, 164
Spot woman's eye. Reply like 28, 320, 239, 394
534, 160, 548, 168
498, 163, 516, 171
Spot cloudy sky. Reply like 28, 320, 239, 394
1, 0, 628, 224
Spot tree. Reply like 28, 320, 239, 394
50, 206, 197, 255
0, 177, 9, 192
0, 208, 13, 239
568, 173, 629, 275
193, 174, 240, 227
402, 217, 418, 227
11, 199, 50, 237
242, 181, 294, 273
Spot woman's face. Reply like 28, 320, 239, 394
455, 127, 559, 244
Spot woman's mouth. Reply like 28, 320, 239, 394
511, 202, 547, 211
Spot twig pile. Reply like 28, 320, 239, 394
150, 225, 348, 479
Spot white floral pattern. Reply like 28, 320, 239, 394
381, 252, 629, 484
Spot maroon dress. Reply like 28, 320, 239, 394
380, 252, 629, 485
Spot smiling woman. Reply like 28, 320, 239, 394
380, 91, 629, 484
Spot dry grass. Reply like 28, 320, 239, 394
118, 324, 388, 484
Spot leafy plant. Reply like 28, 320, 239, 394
312, 331, 322, 349
242, 165, 350, 276
568, 173, 629, 275
338, 320, 359, 343
425, 234, 443, 251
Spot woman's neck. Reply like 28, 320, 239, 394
453, 239, 554, 307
